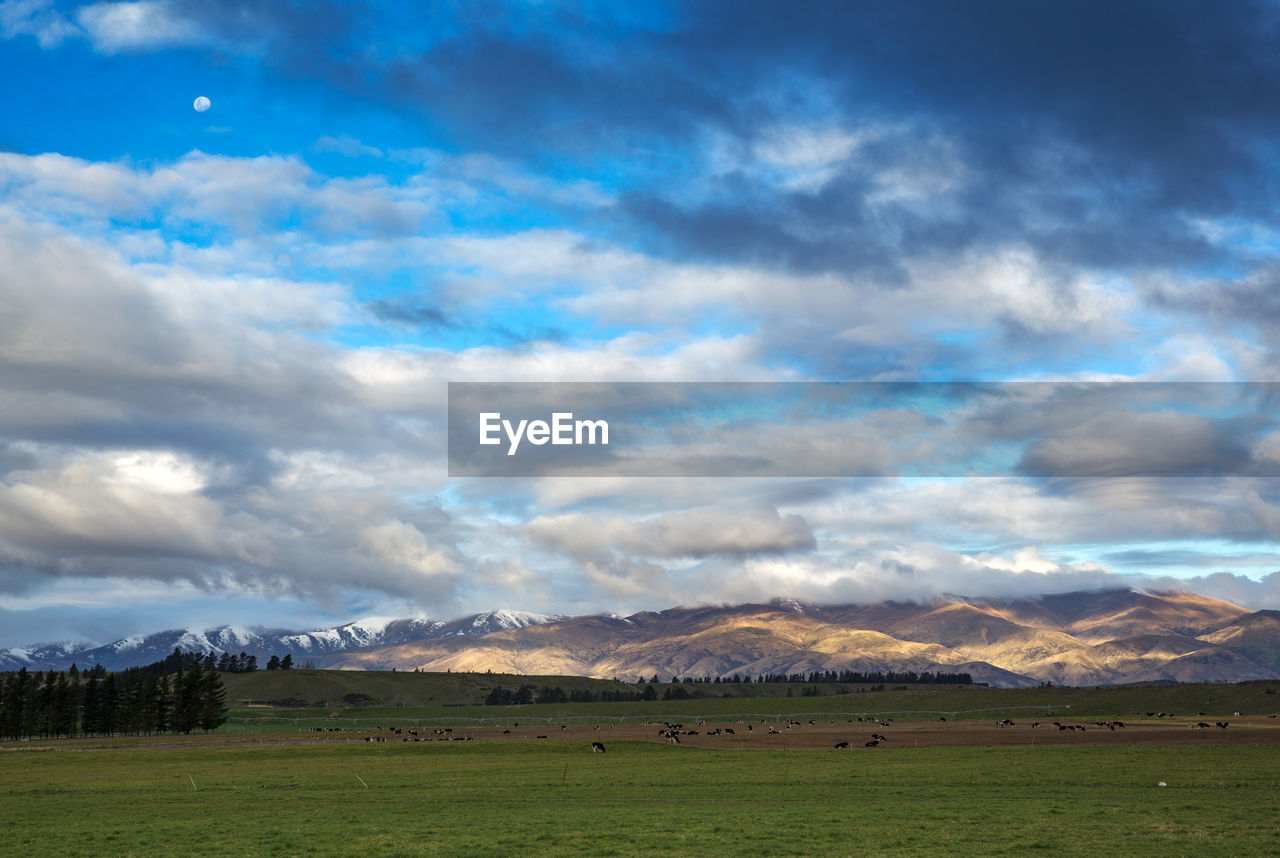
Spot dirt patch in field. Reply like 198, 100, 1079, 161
340, 716, 1280, 750
7, 717, 1280, 753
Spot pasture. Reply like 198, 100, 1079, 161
4, 679, 1280, 855
215, 672, 1280, 733
2, 735, 1278, 856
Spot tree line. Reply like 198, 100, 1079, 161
484, 669, 973, 706
484, 684, 653, 706
0, 648, 235, 741
637, 670, 973, 685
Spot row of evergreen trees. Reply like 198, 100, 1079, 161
638, 670, 973, 685
485, 684, 650, 706
484, 669, 973, 706
142, 649, 296, 675
0, 649, 231, 741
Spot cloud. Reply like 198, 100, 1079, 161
310, 1, 1278, 287
76, 0, 203, 53
0, 0, 78, 47
1018, 412, 1255, 478
524, 505, 818, 606
528, 506, 816, 563
68, 0, 362, 56
365, 299, 454, 329
314, 134, 384, 159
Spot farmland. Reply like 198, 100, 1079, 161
211, 669, 1280, 732
2, 739, 1278, 857
2, 676, 1280, 856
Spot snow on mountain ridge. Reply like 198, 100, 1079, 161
0, 609, 564, 669
476, 609, 560, 629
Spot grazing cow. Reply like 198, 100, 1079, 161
1217, 722, 1230, 729
724, 728, 735, 735
834, 742, 849, 749
591, 742, 606, 753
864, 740, 880, 748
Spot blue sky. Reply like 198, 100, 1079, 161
3, 0, 1280, 647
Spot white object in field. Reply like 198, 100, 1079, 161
193, 96, 211, 112
1157, 781, 1167, 787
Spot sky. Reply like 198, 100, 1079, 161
3, 0, 1280, 647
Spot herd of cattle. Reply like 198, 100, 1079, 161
294, 710, 1276, 752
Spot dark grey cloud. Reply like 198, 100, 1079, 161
366, 299, 567, 346
366, 299, 454, 329
369, 1, 1280, 276
1146, 265, 1280, 334
92, 1, 1279, 280
1017, 412, 1255, 479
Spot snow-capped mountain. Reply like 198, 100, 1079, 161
0, 639, 97, 671
0, 610, 564, 672
5, 591, 1279, 686
438, 609, 564, 637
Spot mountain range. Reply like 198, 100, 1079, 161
3, 590, 1279, 687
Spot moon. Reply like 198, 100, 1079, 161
193, 96, 211, 113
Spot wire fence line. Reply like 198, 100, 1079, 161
225, 704, 1066, 730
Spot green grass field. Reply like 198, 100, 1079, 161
5, 677, 1280, 856
2, 740, 1277, 857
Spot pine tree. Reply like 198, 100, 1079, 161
266, 655, 281, 670
280, 654, 293, 670
154, 675, 171, 734
199, 670, 229, 732
35, 671, 55, 738
81, 674, 102, 736
100, 674, 119, 736
172, 660, 204, 734
54, 672, 76, 738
